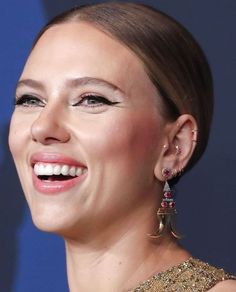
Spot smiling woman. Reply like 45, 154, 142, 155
8, 2, 236, 292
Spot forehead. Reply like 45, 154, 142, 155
21, 22, 157, 97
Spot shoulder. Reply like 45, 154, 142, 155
166, 258, 236, 291
130, 258, 236, 292
208, 280, 236, 291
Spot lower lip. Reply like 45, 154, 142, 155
32, 171, 87, 195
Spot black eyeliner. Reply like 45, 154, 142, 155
14, 94, 45, 107
73, 95, 120, 106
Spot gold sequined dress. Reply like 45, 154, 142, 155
130, 258, 236, 292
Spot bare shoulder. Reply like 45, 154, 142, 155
208, 280, 236, 291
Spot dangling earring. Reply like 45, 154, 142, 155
150, 168, 181, 239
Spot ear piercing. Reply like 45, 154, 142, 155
191, 129, 198, 143
163, 144, 181, 155
175, 145, 181, 155
161, 167, 172, 178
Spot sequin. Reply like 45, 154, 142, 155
130, 258, 236, 291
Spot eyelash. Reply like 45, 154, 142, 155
73, 94, 120, 107
15, 95, 45, 107
15, 94, 120, 108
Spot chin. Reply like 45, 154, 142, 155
29, 203, 89, 240
31, 212, 64, 234
29, 203, 71, 234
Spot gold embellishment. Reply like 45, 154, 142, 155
150, 181, 181, 239
129, 258, 236, 292
150, 207, 182, 239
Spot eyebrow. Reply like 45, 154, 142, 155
16, 77, 123, 93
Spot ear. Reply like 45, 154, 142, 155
154, 114, 198, 181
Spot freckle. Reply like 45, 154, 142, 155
119, 261, 122, 265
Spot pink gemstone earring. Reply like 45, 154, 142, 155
150, 168, 181, 239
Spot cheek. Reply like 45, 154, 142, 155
9, 112, 32, 185
81, 111, 163, 217
9, 112, 30, 159
9, 113, 22, 158
78, 110, 162, 171
8, 112, 33, 206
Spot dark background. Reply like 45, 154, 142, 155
0, 1, 235, 291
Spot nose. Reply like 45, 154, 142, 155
31, 105, 70, 145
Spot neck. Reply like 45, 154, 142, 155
64, 208, 190, 292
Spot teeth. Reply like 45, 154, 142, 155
76, 168, 82, 176
61, 165, 69, 176
34, 163, 86, 177
34, 163, 39, 174
69, 166, 76, 176
45, 164, 53, 175
38, 164, 45, 175
53, 165, 61, 175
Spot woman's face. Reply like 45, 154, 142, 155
9, 22, 167, 238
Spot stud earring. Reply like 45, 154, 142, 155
150, 167, 181, 239
175, 145, 181, 155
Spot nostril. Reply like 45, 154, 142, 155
44, 137, 66, 144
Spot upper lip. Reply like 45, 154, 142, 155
30, 152, 86, 168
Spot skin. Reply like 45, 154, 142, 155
9, 22, 234, 291
10, 22, 168, 238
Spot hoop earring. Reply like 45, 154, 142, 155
150, 168, 182, 239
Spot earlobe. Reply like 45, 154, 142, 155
154, 114, 198, 181
154, 143, 171, 181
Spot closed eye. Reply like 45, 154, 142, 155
73, 94, 120, 107
15, 95, 45, 107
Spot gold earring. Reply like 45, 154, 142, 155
149, 168, 182, 239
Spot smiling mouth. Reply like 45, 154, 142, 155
34, 163, 87, 182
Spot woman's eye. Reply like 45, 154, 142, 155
73, 95, 119, 107
15, 95, 45, 107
